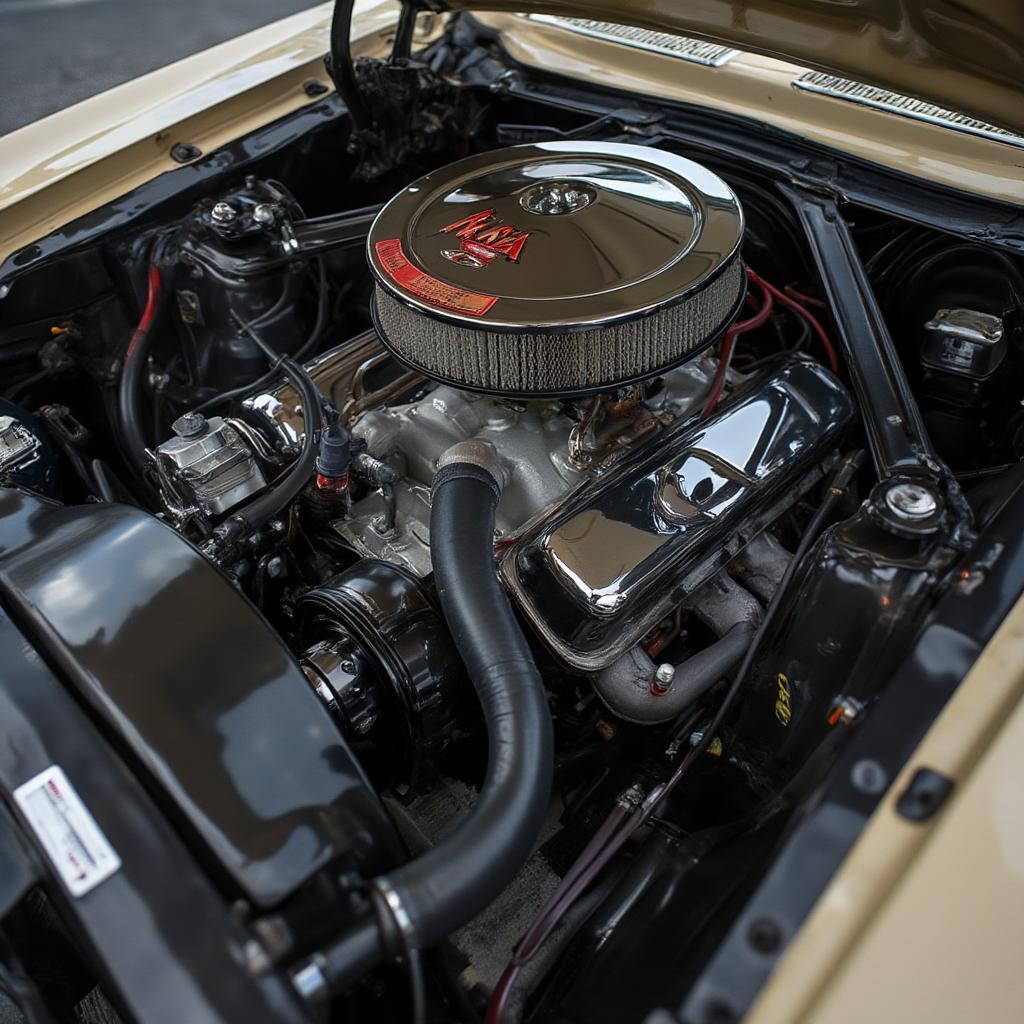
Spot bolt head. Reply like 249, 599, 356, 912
253, 203, 276, 225
884, 482, 938, 521
851, 758, 888, 795
650, 662, 675, 696
211, 201, 238, 224
169, 142, 202, 163
172, 411, 208, 438
747, 917, 783, 954
656, 663, 675, 683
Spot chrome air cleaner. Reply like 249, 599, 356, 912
367, 142, 744, 397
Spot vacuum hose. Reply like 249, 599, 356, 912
295, 441, 554, 996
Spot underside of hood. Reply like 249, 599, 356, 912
440, 0, 1024, 139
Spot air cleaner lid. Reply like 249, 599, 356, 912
367, 141, 744, 332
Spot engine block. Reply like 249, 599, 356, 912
331, 357, 721, 576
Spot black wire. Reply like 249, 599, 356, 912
90, 459, 118, 502
191, 366, 280, 416
192, 262, 329, 415
955, 463, 1018, 482
292, 259, 330, 362
329, 0, 369, 132
732, 308, 810, 374
232, 310, 286, 367
406, 946, 427, 1024
682, 450, 864, 768
42, 419, 99, 497
390, 0, 419, 63
369, 881, 429, 1024
736, 336, 809, 374
251, 268, 304, 330
4, 367, 52, 402
225, 312, 323, 531
900, 243, 1024, 301
864, 224, 924, 280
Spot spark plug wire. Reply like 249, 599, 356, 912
485, 450, 864, 1024
700, 272, 774, 419
750, 269, 839, 372
783, 283, 827, 310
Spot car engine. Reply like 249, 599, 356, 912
1, 14, 1023, 1024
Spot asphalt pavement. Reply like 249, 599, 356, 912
0, 0, 322, 137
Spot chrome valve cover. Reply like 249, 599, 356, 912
501, 361, 854, 671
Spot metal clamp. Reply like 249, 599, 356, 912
371, 876, 418, 951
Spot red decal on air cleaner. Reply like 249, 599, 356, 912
439, 209, 531, 266
375, 239, 497, 316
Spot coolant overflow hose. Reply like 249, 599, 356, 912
293, 441, 554, 998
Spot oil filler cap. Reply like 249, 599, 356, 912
367, 142, 745, 397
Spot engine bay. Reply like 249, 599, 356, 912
2, 12, 1024, 1024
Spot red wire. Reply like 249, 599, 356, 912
126, 264, 163, 359
749, 269, 839, 372
485, 707, 704, 1024
783, 283, 827, 310
700, 273, 774, 419
485, 805, 632, 1024
484, 290, 837, 1016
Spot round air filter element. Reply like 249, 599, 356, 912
367, 142, 744, 397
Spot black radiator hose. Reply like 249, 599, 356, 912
294, 442, 554, 997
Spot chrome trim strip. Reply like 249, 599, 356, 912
526, 15, 740, 67
793, 71, 1024, 150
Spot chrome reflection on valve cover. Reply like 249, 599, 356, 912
501, 360, 854, 671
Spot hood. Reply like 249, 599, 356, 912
442, 1, 1024, 138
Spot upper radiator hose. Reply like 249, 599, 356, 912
293, 441, 554, 997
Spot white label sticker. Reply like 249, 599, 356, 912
14, 765, 121, 897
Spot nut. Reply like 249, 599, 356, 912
211, 201, 238, 224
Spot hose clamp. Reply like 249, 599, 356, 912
371, 877, 418, 952
436, 439, 506, 488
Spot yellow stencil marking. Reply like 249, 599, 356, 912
775, 673, 793, 726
